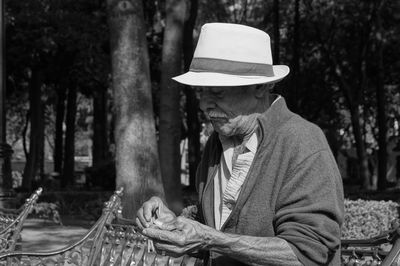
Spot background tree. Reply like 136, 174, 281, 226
183, 0, 200, 192
61, 84, 77, 188
107, 0, 164, 218
375, 0, 387, 190
22, 69, 44, 190
3, 0, 400, 198
158, 0, 187, 213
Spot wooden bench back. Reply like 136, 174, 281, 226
0, 187, 42, 253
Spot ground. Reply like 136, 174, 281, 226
21, 218, 91, 251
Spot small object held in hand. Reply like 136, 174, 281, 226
147, 217, 156, 253
147, 207, 160, 253
147, 239, 155, 253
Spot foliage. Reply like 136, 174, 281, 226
84, 159, 116, 190
342, 199, 399, 239
11, 171, 23, 188
37, 191, 112, 220
30, 202, 63, 225
6, 0, 110, 161
3, 0, 400, 192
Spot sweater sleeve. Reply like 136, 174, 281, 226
274, 149, 344, 266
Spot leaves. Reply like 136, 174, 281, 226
343, 199, 398, 239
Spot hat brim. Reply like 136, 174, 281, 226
172, 65, 289, 87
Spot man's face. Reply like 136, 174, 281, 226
198, 86, 260, 137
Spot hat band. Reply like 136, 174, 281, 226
189, 57, 274, 76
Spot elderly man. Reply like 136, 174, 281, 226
136, 23, 344, 266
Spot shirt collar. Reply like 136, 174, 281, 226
245, 133, 258, 154
271, 95, 281, 105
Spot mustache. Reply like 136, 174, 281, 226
206, 110, 228, 120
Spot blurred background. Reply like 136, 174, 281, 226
0, 0, 399, 220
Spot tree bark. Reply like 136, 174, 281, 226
22, 69, 44, 190
62, 85, 77, 188
376, 1, 387, 190
272, 0, 280, 64
289, 0, 300, 113
328, 53, 371, 190
183, 0, 199, 191
22, 111, 29, 160
350, 104, 371, 189
54, 86, 66, 175
107, 0, 164, 218
159, 0, 186, 213
92, 86, 109, 168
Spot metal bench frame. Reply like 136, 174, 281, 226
2, 188, 399, 265
0, 187, 42, 253
0, 187, 200, 266
0, 187, 122, 265
341, 221, 400, 265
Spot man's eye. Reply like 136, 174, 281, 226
195, 88, 204, 95
214, 91, 224, 98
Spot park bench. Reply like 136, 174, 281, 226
0, 187, 200, 266
0, 187, 42, 253
340, 220, 400, 265
0, 187, 399, 265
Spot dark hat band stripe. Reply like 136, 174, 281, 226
189, 57, 274, 76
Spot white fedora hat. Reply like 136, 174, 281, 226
173, 23, 290, 87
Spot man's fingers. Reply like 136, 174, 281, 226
143, 202, 156, 222
135, 217, 144, 231
136, 207, 150, 228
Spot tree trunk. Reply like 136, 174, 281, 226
62, 85, 77, 188
328, 54, 371, 190
158, 0, 186, 213
183, 0, 199, 191
289, 0, 300, 113
350, 105, 371, 189
54, 87, 66, 175
107, 0, 164, 218
22, 70, 44, 190
22, 111, 29, 160
272, 0, 280, 64
92, 86, 109, 168
376, 2, 387, 190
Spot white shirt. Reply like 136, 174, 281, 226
214, 132, 258, 229
213, 96, 280, 230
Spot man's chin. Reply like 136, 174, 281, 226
213, 127, 234, 137
210, 121, 234, 136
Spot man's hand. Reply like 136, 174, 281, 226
142, 216, 214, 257
142, 216, 303, 265
136, 196, 176, 230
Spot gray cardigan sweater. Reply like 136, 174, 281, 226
196, 97, 344, 266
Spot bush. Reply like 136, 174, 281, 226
342, 199, 399, 239
31, 202, 63, 225
84, 160, 116, 190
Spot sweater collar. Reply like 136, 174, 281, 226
257, 95, 294, 146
